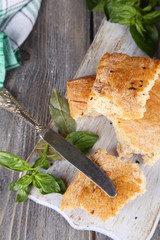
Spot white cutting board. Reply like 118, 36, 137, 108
24, 18, 160, 240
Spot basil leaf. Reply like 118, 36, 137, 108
15, 186, 29, 204
104, 0, 112, 20
49, 88, 76, 137
55, 177, 66, 194
41, 160, 50, 169
141, 5, 152, 12
32, 157, 50, 170
104, 2, 142, 27
0, 151, 30, 172
33, 173, 60, 194
130, 24, 158, 57
143, 10, 160, 24
113, 0, 138, 5
86, 0, 106, 11
66, 131, 99, 154
10, 175, 33, 191
35, 140, 64, 161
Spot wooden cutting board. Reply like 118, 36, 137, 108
23, 18, 160, 240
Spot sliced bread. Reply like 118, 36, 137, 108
111, 77, 160, 166
61, 149, 146, 222
88, 52, 160, 119
67, 74, 160, 166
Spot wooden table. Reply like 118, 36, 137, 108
0, 1, 159, 239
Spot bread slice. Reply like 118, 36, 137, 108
112, 77, 160, 166
67, 73, 160, 166
88, 53, 160, 120
61, 149, 146, 222
67, 75, 100, 119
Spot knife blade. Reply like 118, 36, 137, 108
40, 127, 117, 197
0, 88, 117, 197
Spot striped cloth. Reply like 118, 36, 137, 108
0, 0, 42, 88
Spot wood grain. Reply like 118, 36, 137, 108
0, 0, 91, 240
0, 1, 159, 240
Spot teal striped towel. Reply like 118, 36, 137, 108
0, 0, 42, 88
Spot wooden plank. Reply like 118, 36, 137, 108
93, 12, 105, 37
0, 0, 92, 240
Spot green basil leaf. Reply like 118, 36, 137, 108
143, 10, 160, 24
33, 173, 60, 194
66, 131, 99, 154
86, 0, 106, 11
32, 157, 50, 170
104, 0, 112, 19
104, 2, 142, 27
15, 186, 29, 204
141, 5, 152, 12
26, 169, 35, 176
41, 160, 50, 169
49, 88, 76, 137
10, 175, 33, 191
130, 24, 158, 57
0, 151, 30, 172
32, 177, 41, 189
55, 177, 66, 194
135, 20, 145, 37
113, 0, 138, 5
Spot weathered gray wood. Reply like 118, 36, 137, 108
93, 12, 105, 37
0, 0, 92, 240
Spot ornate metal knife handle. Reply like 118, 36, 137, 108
0, 88, 43, 133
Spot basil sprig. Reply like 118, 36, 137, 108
0, 144, 66, 204
0, 88, 99, 204
86, 0, 160, 57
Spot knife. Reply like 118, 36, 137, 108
0, 87, 117, 198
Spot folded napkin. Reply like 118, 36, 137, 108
0, 0, 42, 88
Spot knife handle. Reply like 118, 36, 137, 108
0, 88, 43, 133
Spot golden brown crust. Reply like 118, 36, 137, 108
61, 149, 146, 222
113, 77, 160, 165
91, 52, 160, 119
67, 75, 96, 119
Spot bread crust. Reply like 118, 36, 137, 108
61, 149, 146, 222
67, 75, 98, 119
112, 77, 160, 166
90, 52, 160, 119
